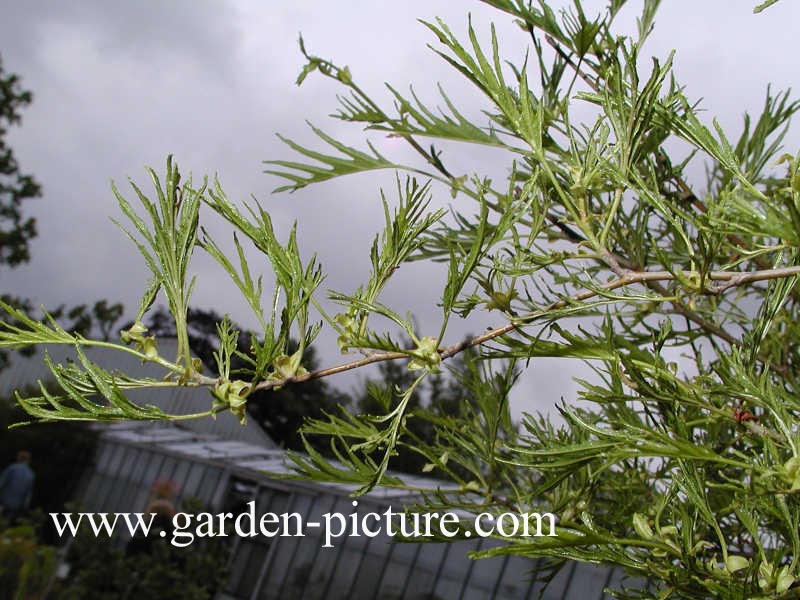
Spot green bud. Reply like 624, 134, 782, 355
725, 555, 750, 573
335, 313, 353, 328
450, 175, 467, 199
121, 321, 147, 344
266, 349, 309, 389
759, 561, 774, 590
141, 336, 158, 360
337, 66, 352, 84
272, 349, 308, 380
335, 312, 357, 352
659, 525, 678, 539
781, 456, 800, 491
484, 288, 519, 313
211, 379, 250, 424
336, 335, 350, 353
667, 361, 678, 374
690, 540, 714, 556
632, 513, 653, 540
777, 566, 795, 594
706, 556, 726, 576
408, 336, 441, 373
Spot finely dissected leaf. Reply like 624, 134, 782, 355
201, 230, 267, 332
204, 180, 325, 381
420, 18, 544, 150
378, 83, 518, 150
753, 0, 781, 13
673, 107, 767, 201
296, 372, 427, 495
332, 177, 445, 350
0, 300, 78, 349
265, 124, 401, 192
0, 301, 180, 376
112, 156, 204, 368
14, 349, 209, 423
744, 254, 799, 366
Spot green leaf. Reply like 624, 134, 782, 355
265, 124, 400, 192
754, 0, 781, 13
14, 349, 207, 423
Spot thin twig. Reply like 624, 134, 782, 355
250, 264, 800, 394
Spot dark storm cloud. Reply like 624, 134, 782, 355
2, 0, 239, 73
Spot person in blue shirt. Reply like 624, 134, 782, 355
0, 450, 35, 523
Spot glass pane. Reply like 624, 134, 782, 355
301, 497, 354, 600
130, 450, 152, 484
95, 476, 116, 512
322, 545, 364, 600
104, 444, 124, 476
463, 539, 502, 596
564, 563, 616, 600
400, 542, 447, 598
197, 467, 222, 506
181, 463, 206, 499
118, 447, 140, 483
81, 474, 103, 511
491, 555, 535, 600
95, 442, 112, 473
230, 539, 269, 599
348, 544, 393, 600
131, 486, 151, 516
541, 561, 578, 600
226, 536, 254, 596
257, 486, 291, 515
223, 476, 259, 515
377, 539, 418, 598
105, 477, 134, 512
259, 493, 314, 599
171, 460, 190, 496
432, 539, 480, 599
156, 456, 177, 485
143, 453, 165, 491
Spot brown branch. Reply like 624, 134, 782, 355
249, 265, 800, 394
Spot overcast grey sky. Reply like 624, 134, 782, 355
1, 1, 798, 420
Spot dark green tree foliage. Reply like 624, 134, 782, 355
63, 300, 125, 342
0, 55, 39, 268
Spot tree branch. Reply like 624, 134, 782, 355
248, 264, 800, 395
